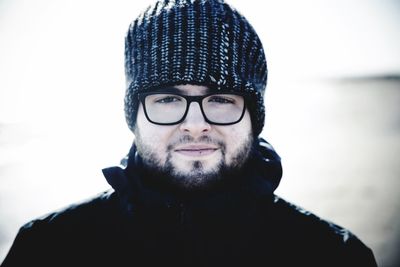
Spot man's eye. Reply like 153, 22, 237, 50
208, 96, 234, 104
155, 96, 181, 103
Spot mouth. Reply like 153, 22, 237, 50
174, 145, 219, 157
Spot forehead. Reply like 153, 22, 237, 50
154, 84, 211, 95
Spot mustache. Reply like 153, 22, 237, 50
167, 135, 225, 151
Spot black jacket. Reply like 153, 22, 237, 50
2, 139, 377, 267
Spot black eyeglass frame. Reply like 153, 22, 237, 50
138, 91, 248, 126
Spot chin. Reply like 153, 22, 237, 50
168, 159, 222, 188
172, 156, 221, 174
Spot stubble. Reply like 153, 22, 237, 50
134, 130, 253, 191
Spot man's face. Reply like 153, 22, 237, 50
134, 84, 253, 190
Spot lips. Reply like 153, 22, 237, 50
174, 145, 218, 157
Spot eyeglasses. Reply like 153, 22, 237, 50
138, 91, 246, 125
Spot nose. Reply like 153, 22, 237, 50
179, 102, 211, 136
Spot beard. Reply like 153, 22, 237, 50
134, 131, 254, 191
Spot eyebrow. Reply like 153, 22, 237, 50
152, 86, 212, 95
153, 87, 182, 94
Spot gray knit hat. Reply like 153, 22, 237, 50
124, 0, 267, 136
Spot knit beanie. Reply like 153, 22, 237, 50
124, 0, 268, 136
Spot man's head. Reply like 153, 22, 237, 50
124, 0, 268, 189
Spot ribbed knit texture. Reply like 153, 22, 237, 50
124, 0, 267, 136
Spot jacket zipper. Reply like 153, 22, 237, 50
179, 203, 186, 225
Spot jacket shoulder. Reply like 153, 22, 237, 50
271, 195, 353, 241
13, 189, 121, 246
21, 189, 117, 231
268, 195, 377, 266
1, 190, 119, 266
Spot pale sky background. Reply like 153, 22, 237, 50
1, 0, 400, 266
1, 0, 399, 125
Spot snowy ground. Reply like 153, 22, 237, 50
0, 78, 399, 266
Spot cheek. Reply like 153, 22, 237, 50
217, 111, 252, 153
224, 128, 248, 154
136, 106, 177, 154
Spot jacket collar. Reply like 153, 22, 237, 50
102, 138, 282, 215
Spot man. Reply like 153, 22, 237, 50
2, 0, 377, 266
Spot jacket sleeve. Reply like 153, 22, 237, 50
1, 221, 53, 267
343, 235, 378, 267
